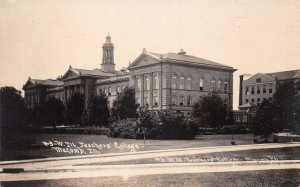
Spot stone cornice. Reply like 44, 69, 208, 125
165, 59, 236, 72
96, 75, 129, 85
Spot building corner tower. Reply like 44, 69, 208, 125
101, 34, 115, 72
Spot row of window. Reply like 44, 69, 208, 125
98, 85, 126, 96
136, 73, 159, 92
235, 114, 248, 123
245, 85, 273, 95
172, 76, 228, 93
245, 97, 271, 104
135, 94, 194, 107
136, 90, 159, 106
136, 74, 228, 93
171, 96, 193, 106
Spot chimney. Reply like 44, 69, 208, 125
239, 75, 244, 107
178, 49, 186, 55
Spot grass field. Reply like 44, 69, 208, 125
3, 133, 255, 161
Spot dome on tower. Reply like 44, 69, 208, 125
105, 33, 111, 43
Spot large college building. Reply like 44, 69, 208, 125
23, 35, 236, 111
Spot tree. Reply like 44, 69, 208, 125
65, 94, 84, 125
192, 93, 227, 128
0, 87, 27, 131
252, 100, 283, 139
42, 97, 64, 127
0, 87, 27, 160
136, 106, 157, 130
136, 106, 158, 140
272, 81, 300, 132
111, 87, 137, 121
27, 104, 42, 127
87, 93, 110, 126
225, 110, 234, 126
0, 86, 26, 128
251, 81, 300, 139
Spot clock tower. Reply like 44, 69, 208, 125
101, 34, 115, 72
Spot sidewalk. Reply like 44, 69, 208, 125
1, 142, 300, 169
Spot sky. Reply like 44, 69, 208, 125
0, 0, 299, 109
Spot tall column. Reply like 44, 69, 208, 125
64, 87, 67, 104
159, 71, 162, 109
149, 73, 153, 109
229, 72, 234, 110
141, 74, 144, 107
67, 87, 71, 101
130, 75, 136, 88
79, 85, 82, 95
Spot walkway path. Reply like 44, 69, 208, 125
1, 143, 300, 181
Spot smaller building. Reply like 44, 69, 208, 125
234, 69, 300, 127
233, 103, 256, 126
239, 69, 300, 107
23, 78, 64, 109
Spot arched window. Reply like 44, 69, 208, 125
211, 80, 216, 91
187, 96, 192, 106
136, 94, 141, 106
199, 78, 204, 91
223, 82, 228, 93
179, 76, 185, 90
108, 87, 111, 95
136, 76, 141, 91
187, 76, 192, 90
121, 85, 125, 91
144, 75, 150, 90
179, 96, 185, 105
171, 95, 177, 106
116, 86, 121, 95
144, 92, 149, 106
153, 90, 159, 106
153, 73, 159, 89
172, 74, 177, 89
218, 80, 222, 92
103, 88, 107, 96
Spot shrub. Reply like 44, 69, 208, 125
107, 119, 143, 139
192, 92, 227, 128
108, 109, 199, 140
152, 110, 198, 139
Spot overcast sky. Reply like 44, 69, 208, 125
1, 0, 299, 109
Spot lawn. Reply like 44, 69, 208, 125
2, 133, 254, 161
